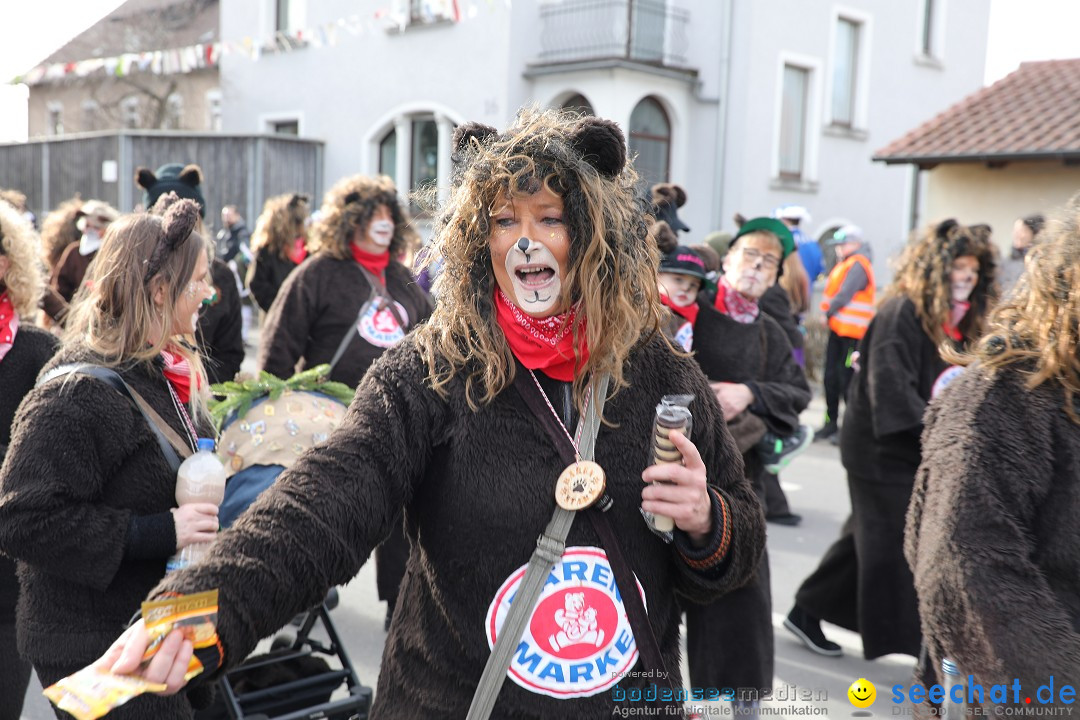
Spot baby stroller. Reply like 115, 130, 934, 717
199, 382, 371, 720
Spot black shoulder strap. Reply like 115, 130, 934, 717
37, 364, 184, 474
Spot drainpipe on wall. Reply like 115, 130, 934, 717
711, 0, 735, 232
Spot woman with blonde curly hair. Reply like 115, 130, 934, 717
96, 109, 764, 719
246, 193, 309, 312
786, 218, 996, 661
0, 196, 221, 719
0, 200, 58, 719
907, 198, 1080, 697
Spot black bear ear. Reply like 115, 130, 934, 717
453, 122, 498, 155
135, 167, 157, 190
568, 117, 626, 179
178, 164, 203, 187
650, 219, 678, 254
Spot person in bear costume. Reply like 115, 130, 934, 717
91, 108, 766, 719
136, 164, 207, 218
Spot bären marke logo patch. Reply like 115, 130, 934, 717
485, 546, 644, 699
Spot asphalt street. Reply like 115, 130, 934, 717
20, 394, 922, 720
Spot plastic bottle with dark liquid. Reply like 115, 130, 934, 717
166, 438, 226, 573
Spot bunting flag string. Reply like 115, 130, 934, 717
11, 0, 511, 86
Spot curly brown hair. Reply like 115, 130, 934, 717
40, 196, 84, 269
414, 107, 664, 413
0, 199, 45, 318
250, 193, 310, 261
306, 175, 417, 260
958, 194, 1080, 423
884, 218, 998, 347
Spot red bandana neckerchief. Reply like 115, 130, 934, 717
944, 300, 970, 342
287, 236, 308, 265
661, 293, 699, 326
351, 245, 390, 286
160, 347, 196, 405
0, 291, 18, 363
713, 277, 759, 324
494, 288, 586, 382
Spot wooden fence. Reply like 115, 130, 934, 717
0, 130, 324, 231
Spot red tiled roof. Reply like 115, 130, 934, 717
874, 59, 1080, 165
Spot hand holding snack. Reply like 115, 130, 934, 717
641, 429, 713, 543
42, 591, 217, 720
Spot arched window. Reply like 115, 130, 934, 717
561, 93, 594, 116
628, 97, 670, 186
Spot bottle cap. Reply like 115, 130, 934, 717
197, 438, 216, 452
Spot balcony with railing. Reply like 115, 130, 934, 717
533, 0, 691, 70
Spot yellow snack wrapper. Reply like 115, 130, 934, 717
42, 668, 167, 720
42, 589, 220, 720
142, 589, 220, 681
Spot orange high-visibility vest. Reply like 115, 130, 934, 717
820, 254, 875, 339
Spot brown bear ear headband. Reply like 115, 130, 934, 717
451, 117, 627, 179
143, 193, 200, 284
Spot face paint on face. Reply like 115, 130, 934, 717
723, 235, 781, 301
950, 255, 979, 303
354, 205, 394, 252
171, 252, 213, 336
657, 272, 702, 308
488, 187, 571, 318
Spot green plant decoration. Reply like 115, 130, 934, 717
208, 364, 354, 432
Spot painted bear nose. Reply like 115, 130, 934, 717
517, 237, 530, 252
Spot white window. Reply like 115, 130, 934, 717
409, 0, 457, 24
918, 0, 946, 60
206, 89, 223, 132
275, 0, 306, 33
374, 111, 456, 210
47, 102, 63, 136
779, 65, 809, 178
81, 100, 100, 132
121, 97, 140, 129
628, 97, 671, 187
831, 19, 859, 126
271, 119, 299, 135
561, 93, 595, 116
829, 8, 871, 130
164, 93, 184, 130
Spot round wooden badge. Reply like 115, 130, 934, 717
555, 460, 607, 511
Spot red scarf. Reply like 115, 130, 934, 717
160, 347, 195, 405
0, 291, 18, 363
351, 244, 390, 286
944, 300, 970, 342
494, 288, 586, 382
287, 236, 308, 265
661, 294, 699, 326
713, 277, 759, 324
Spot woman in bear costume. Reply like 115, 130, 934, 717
787, 219, 996, 661
907, 198, 1080, 696
0, 196, 220, 718
246, 193, 310, 313
98, 109, 766, 719
0, 199, 58, 719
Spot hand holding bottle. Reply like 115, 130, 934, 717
170, 504, 219, 550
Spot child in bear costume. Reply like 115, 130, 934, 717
94, 109, 766, 720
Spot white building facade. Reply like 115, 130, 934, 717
219, 0, 989, 274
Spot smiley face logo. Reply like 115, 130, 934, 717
848, 678, 876, 708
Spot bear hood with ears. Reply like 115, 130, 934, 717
136, 163, 206, 218
651, 183, 690, 234
450, 115, 627, 181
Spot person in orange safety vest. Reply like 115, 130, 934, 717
816, 225, 874, 442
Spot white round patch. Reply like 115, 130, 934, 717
357, 300, 407, 348
673, 321, 694, 352
932, 365, 964, 399
485, 546, 644, 699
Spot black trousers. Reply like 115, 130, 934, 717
823, 332, 859, 423
0, 623, 30, 720
763, 471, 791, 517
